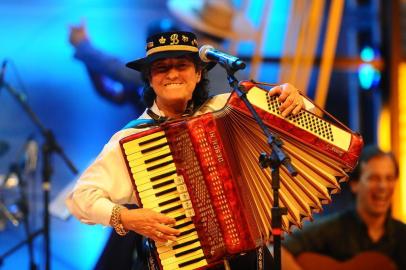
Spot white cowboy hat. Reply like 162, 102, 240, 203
167, 0, 256, 41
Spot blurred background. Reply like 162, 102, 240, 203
0, 0, 405, 269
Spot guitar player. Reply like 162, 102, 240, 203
281, 145, 406, 270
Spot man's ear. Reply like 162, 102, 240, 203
196, 70, 202, 82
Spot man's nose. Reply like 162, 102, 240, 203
166, 66, 179, 78
376, 177, 390, 189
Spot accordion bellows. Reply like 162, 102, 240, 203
120, 83, 363, 270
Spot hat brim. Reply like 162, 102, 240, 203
126, 50, 216, 71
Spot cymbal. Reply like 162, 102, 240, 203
0, 140, 9, 156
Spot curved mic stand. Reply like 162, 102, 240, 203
0, 78, 78, 270
222, 63, 296, 270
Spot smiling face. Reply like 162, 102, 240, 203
350, 155, 397, 218
149, 56, 201, 113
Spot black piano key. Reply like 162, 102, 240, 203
173, 238, 199, 250
178, 256, 206, 268
173, 220, 193, 230
175, 214, 186, 221
179, 228, 196, 237
150, 170, 177, 182
141, 142, 168, 154
144, 152, 172, 164
147, 160, 174, 172
152, 179, 175, 189
158, 197, 180, 207
175, 246, 201, 258
161, 204, 183, 214
156, 187, 177, 197
139, 134, 166, 146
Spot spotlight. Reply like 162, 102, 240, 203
358, 46, 381, 90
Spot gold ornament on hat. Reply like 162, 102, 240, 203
159, 36, 166, 44
170, 33, 179, 45
181, 35, 189, 42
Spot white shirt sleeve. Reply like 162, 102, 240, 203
65, 128, 142, 226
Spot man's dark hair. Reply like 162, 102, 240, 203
350, 145, 399, 181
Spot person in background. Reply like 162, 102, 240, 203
282, 145, 406, 270
66, 30, 306, 270
68, 18, 179, 117
68, 0, 245, 114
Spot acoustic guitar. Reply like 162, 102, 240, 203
296, 251, 397, 270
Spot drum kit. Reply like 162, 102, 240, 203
0, 136, 40, 231
0, 140, 12, 229
0, 139, 22, 230
0, 137, 41, 269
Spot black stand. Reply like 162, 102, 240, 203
0, 229, 44, 267
224, 65, 296, 270
0, 78, 78, 270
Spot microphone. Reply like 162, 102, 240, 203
199, 45, 246, 71
0, 59, 7, 84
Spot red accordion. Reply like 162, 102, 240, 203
119, 82, 363, 270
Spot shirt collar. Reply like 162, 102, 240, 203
137, 100, 166, 120
150, 100, 166, 117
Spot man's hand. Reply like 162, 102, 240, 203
120, 208, 181, 242
268, 83, 304, 117
68, 21, 88, 46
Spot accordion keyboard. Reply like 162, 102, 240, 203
121, 130, 208, 270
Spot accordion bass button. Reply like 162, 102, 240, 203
182, 201, 193, 209
185, 209, 195, 217
174, 175, 185, 184
176, 184, 187, 193
179, 193, 190, 201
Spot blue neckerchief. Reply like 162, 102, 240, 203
121, 118, 155, 130
122, 97, 212, 130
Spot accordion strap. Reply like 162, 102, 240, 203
257, 246, 264, 270
145, 238, 160, 270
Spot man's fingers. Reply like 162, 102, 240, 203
291, 100, 303, 115
268, 85, 283, 97
156, 223, 180, 236
281, 99, 303, 117
155, 214, 176, 225
151, 227, 179, 242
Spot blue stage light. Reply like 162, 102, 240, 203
358, 46, 381, 90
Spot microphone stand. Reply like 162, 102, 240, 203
223, 64, 296, 270
0, 78, 78, 270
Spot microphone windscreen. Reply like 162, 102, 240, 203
198, 45, 214, 62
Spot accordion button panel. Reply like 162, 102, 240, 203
122, 130, 208, 270
246, 86, 353, 151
